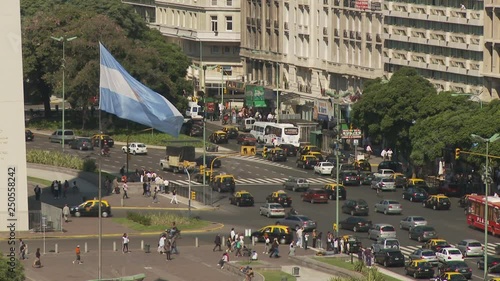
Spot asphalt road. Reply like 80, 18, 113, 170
27, 128, 500, 280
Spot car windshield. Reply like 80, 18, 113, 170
241, 193, 252, 198
421, 226, 434, 231
440, 198, 451, 204
381, 226, 395, 231
322, 163, 333, 167
222, 178, 234, 183
468, 242, 482, 247
382, 178, 395, 182
269, 204, 282, 209
387, 251, 401, 257
436, 241, 449, 246
295, 215, 310, 221
417, 262, 432, 268
357, 199, 368, 205
449, 261, 468, 267
388, 200, 399, 204
422, 251, 435, 257
386, 240, 399, 246
137, 144, 146, 148
278, 194, 288, 198
413, 217, 426, 221
448, 249, 462, 255
309, 147, 321, 152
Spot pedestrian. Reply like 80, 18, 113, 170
164, 239, 172, 261
213, 234, 222, 251
122, 181, 129, 199
387, 148, 393, 160
365, 145, 372, 159
296, 227, 303, 248
245, 267, 254, 281
326, 232, 332, 251
218, 252, 229, 269
263, 234, 270, 254
163, 178, 169, 194
269, 238, 280, 258
153, 186, 159, 203
142, 182, 147, 196
63, 180, 69, 198
170, 188, 178, 204
317, 231, 323, 249
19, 239, 27, 260
381, 149, 387, 160
122, 233, 130, 253
304, 232, 309, 250
288, 241, 295, 256
33, 248, 41, 268
340, 237, 345, 254
311, 229, 317, 248
57, 181, 62, 199
73, 245, 82, 264
146, 182, 151, 197
158, 234, 166, 254
72, 181, 79, 193
234, 237, 243, 257
63, 204, 70, 223
120, 165, 125, 176
34, 185, 41, 201
113, 178, 119, 194
170, 236, 179, 255
333, 237, 339, 254
54, 181, 59, 199
226, 236, 232, 253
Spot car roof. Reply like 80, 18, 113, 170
374, 223, 394, 227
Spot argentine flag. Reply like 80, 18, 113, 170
99, 42, 183, 137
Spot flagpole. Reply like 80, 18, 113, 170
200, 39, 207, 205
97, 63, 103, 280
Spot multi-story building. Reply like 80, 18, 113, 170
240, 0, 384, 120
123, 0, 243, 98
483, 0, 500, 100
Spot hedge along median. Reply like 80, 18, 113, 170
27, 149, 97, 172
112, 211, 212, 232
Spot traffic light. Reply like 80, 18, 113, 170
455, 148, 461, 160
333, 223, 337, 232
200, 165, 205, 174
191, 191, 196, 200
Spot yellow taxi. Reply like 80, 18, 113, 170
296, 155, 319, 169
404, 259, 434, 278
266, 147, 287, 162
91, 134, 114, 148
354, 160, 372, 172
423, 194, 451, 210
298, 145, 321, 156
208, 130, 228, 144
437, 272, 467, 281
221, 125, 239, 139
265, 190, 292, 206
229, 190, 254, 206
322, 183, 346, 200
251, 225, 293, 244
210, 174, 236, 193
307, 151, 324, 162
422, 238, 451, 252
69, 199, 111, 217
489, 278, 500, 281
392, 173, 407, 188
407, 178, 429, 190
341, 235, 362, 253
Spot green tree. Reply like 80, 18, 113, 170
0, 252, 25, 281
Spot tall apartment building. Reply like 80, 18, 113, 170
240, 0, 384, 120
123, 0, 243, 97
483, 0, 500, 99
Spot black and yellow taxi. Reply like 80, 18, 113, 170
91, 133, 115, 148
229, 190, 255, 207
392, 173, 407, 188
489, 278, 500, 281
266, 190, 292, 207
221, 125, 239, 139
422, 239, 451, 252
404, 259, 434, 279
251, 225, 293, 244
210, 174, 236, 193
208, 130, 229, 144
423, 194, 451, 210
296, 155, 318, 169
297, 145, 321, 157
266, 147, 287, 162
407, 178, 429, 191
342, 235, 362, 254
354, 160, 372, 172
307, 151, 324, 162
435, 272, 467, 281
70, 199, 111, 217
322, 183, 347, 200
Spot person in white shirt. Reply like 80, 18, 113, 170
296, 227, 303, 248
158, 234, 166, 254
381, 149, 387, 160
365, 145, 372, 159
163, 179, 169, 193
387, 149, 393, 160
267, 113, 274, 122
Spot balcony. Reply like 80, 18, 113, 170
251, 18, 256, 26
284, 22, 289, 30
257, 18, 261, 26
334, 28, 339, 37
266, 19, 271, 29
274, 20, 279, 29
350, 31, 356, 39
366, 33, 372, 41
356, 31, 361, 40
343, 30, 348, 38
323, 27, 328, 36
246, 17, 251, 25
376, 34, 382, 43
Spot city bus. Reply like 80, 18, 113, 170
250, 122, 275, 143
250, 122, 301, 147
466, 194, 500, 236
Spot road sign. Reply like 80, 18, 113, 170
341, 129, 362, 139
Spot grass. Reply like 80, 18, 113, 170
112, 215, 211, 232
258, 270, 296, 281
313, 257, 402, 281
27, 176, 52, 186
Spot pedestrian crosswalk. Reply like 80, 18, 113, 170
227, 155, 295, 170
399, 243, 500, 258
169, 177, 335, 187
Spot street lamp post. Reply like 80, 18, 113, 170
451, 93, 483, 109
275, 62, 280, 123
335, 102, 341, 237
471, 133, 500, 281
51, 36, 77, 152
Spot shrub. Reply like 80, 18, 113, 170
27, 149, 84, 170
353, 261, 365, 273
82, 159, 97, 172
126, 212, 151, 226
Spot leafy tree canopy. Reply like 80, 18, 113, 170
0, 252, 25, 281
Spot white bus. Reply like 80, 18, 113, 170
250, 122, 300, 147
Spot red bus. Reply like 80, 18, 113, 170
466, 194, 500, 236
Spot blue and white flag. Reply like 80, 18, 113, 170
99, 42, 183, 137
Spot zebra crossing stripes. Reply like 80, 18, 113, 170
168, 177, 336, 187
399, 243, 500, 258
228, 155, 295, 170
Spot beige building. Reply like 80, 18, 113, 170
123, 0, 243, 96
483, 0, 500, 100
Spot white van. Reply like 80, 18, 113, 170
185, 101, 202, 119
49, 130, 76, 144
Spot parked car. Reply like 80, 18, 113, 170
408, 248, 439, 265
314, 162, 334, 175
259, 203, 286, 218
405, 260, 435, 279
371, 238, 400, 253
49, 129, 75, 144
374, 199, 403, 215
436, 247, 464, 262
322, 183, 347, 200
337, 171, 360, 186
437, 260, 472, 279
342, 199, 369, 216
121, 142, 148, 155
236, 133, 257, 145
456, 239, 484, 257
70, 199, 111, 217
402, 187, 429, 202
477, 255, 500, 270
368, 224, 397, 240
195, 155, 221, 168
371, 177, 396, 191
301, 189, 328, 204
70, 137, 94, 151
374, 249, 405, 267
25, 130, 34, 141
278, 144, 298, 157
408, 226, 438, 242
338, 217, 372, 232
399, 216, 428, 230
283, 177, 309, 192
251, 225, 293, 244
276, 214, 317, 232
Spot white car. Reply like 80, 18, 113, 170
435, 247, 464, 262
259, 203, 285, 218
314, 162, 334, 175
122, 143, 148, 155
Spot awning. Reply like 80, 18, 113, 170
317, 114, 329, 122
253, 100, 267, 107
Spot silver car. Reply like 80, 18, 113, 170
283, 177, 310, 192
368, 223, 397, 240
456, 239, 484, 257
408, 248, 438, 265
374, 200, 403, 215
399, 216, 428, 230
371, 177, 396, 191
259, 203, 285, 218
277, 214, 317, 231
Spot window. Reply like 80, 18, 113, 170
226, 16, 233, 31
211, 16, 218, 32
226, 0, 232, 6
223, 46, 231, 54
211, 0, 217, 5
211, 46, 220, 53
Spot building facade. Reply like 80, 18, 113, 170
123, 0, 243, 98
483, 0, 500, 100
